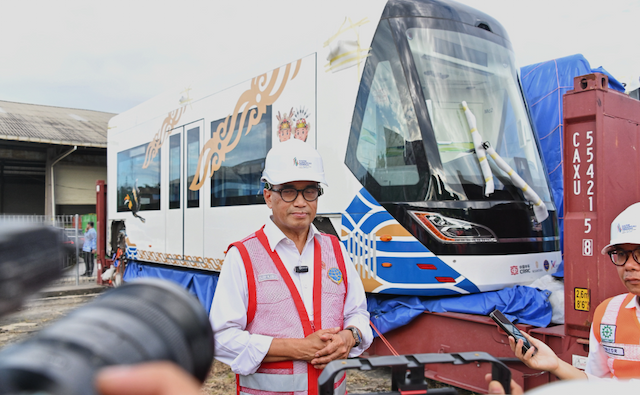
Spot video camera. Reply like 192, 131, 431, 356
0, 223, 214, 395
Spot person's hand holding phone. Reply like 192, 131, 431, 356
509, 331, 558, 372
489, 310, 588, 381
489, 310, 534, 354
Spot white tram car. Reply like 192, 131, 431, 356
108, 0, 560, 296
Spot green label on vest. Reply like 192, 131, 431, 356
600, 324, 616, 343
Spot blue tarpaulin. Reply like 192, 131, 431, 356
368, 285, 552, 336
123, 261, 219, 314
520, 54, 624, 256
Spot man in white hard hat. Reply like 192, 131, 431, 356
501, 202, 640, 381
210, 139, 372, 395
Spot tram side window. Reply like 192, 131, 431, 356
186, 127, 200, 208
210, 105, 272, 206
169, 134, 180, 209
117, 143, 161, 212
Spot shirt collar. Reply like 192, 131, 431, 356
263, 217, 320, 252
625, 294, 639, 310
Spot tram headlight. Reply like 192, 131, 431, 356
411, 211, 497, 243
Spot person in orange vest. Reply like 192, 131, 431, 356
209, 139, 372, 395
505, 202, 640, 380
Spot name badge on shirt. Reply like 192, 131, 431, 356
602, 345, 624, 356
258, 273, 278, 282
328, 267, 343, 285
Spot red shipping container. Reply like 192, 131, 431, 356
563, 73, 640, 338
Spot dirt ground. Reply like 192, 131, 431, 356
0, 293, 99, 348
0, 292, 392, 394
200, 359, 392, 394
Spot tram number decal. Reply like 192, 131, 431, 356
574, 288, 590, 312
582, 239, 593, 256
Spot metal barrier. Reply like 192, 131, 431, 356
0, 214, 79, 228
0, 214, 85, 284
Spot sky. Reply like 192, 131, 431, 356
1, 0, 638, 114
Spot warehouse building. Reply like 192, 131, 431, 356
0, 100, 114, 216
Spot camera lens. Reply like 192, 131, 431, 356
0, 278, 214, 395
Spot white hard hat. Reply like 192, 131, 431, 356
601, 202, 640, 254
261, 139, 328, 186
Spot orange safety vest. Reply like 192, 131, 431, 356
230, 228, 348, 395
592, 293, 640, 378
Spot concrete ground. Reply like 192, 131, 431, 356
39, 258, 109, 298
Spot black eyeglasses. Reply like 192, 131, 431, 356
270, 186, 323, 202
608, 247, 640, 266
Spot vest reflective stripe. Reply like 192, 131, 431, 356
230, 240, 257, 324
239, 372, 347, 395
600, 343, 640, 361
592, 293, 640, 378
239, 372, 308, 392
601, 294, 627, 326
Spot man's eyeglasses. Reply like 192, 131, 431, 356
270, 186, 323, 202
608, 247, 640, 266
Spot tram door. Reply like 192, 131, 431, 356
166, 120, 205, 265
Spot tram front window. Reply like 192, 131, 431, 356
349, 20, 551, 205
406, 27, 551, 203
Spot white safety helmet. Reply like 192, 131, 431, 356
261, 139, 328, 186
601, 202, 640, 254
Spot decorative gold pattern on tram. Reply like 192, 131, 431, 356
142, 106, 188, 169
376, 224, 412, 237
361, 276, 383, 293
341, 224, 413, 238
137, 249, 224, 271
188, 59, 302, 191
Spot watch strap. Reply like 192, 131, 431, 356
348, 326, 361, 347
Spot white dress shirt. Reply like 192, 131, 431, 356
585, 294, 640, 379
210, 218, 372, 375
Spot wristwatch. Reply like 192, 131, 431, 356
347, 326, 362, 347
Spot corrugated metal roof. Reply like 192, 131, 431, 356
0, 100, 115, 148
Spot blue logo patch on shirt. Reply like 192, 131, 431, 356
327, 267, 343, 284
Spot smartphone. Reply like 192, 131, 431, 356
489, 309, 534, 355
